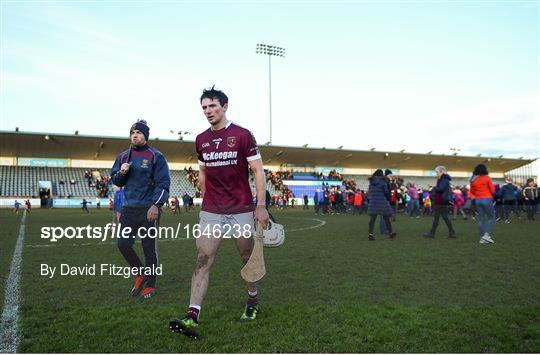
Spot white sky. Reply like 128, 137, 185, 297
2, 1, 539, 174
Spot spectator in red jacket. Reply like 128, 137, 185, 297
470, 164, 496, 244
353, 189, 363, 215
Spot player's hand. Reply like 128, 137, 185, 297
147, 205, 159, 222
254, 205, 269, 228
120, 163, 131, 175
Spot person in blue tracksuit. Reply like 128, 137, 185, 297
113, 185, 125, 223
111, 119, 170, 300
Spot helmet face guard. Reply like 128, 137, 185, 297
263, 220, 285, 247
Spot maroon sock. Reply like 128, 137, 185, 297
247, 291, 258, 306
187, 307, 200, 322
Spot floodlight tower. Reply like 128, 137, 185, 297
256, 43, 286, 144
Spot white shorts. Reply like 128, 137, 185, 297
199, 211, 254, 238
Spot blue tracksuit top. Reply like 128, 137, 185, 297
113, 188, 124, 212
110, 144, 170, 208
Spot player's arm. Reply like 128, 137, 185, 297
150, 154, 171, 207
248, 158, 269, 227
148, 154, 170, 221
111, 154, 128, 186
198, 166, 206, 198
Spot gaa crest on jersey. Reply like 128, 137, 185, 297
227, 136, 237, 148
141, 159, 149, 168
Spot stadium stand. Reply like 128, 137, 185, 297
169, 170, 198, 197
0, 166, 109, 197
0, 165, 281, 199
0, 162, 516, 202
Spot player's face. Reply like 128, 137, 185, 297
201, 98, 227, 126
130, 130, 146, 146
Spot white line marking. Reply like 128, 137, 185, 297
0, 210, 26, 353
278, 217, 327, 232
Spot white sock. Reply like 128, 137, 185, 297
189, 304, 201, 311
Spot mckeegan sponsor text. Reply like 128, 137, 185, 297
40, 263, 163, 279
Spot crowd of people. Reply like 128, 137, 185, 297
21, 166, 539, 231
266, 170, 293, 193
258, 165, 538, 245
83, 170, 111, 198
269, 165, 537, 244
265, 170, 538, 224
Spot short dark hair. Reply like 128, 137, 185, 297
370, 169, 384, 180
473, 163, 489, 176
200, 85, 228, 106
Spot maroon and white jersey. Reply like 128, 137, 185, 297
196, 121, 261, 214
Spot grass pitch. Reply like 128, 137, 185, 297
1, 207, 539, 352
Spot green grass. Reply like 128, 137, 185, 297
1, 208, 539, 352
0, 209, 24, 314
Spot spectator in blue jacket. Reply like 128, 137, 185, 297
500, 178, 520, 223
182, 192, 191, 212
423, 166, 456, 239
367, 169, 396, 240
111, 119, 170, 300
